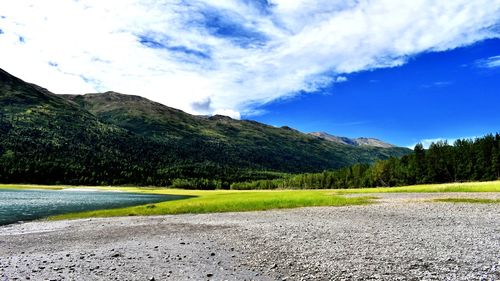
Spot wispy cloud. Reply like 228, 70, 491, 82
1, 0, 500, 119
475, 55, 500, 68
421, 81, 453, 88
335, 76, 348, 83
408, 138, 455, 149
408, 136, 479, 149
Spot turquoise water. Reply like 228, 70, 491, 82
0, 189, 187, 225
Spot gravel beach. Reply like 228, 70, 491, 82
1, 193, 499, 281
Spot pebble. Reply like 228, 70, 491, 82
0, 193, 498, 280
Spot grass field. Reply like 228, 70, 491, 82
1, 180, 499, 221
333, 181, 500, 194
0, 184, 65, 190
49, 189, 373, 220
433, 198, 500, 204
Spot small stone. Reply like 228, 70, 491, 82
207, 273, 213, 278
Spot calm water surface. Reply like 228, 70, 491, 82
0, 189, 187, 225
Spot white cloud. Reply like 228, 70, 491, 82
408, 136, 479, 149
476, 55, 500, 68
409, 138, 453, 149
1, 0, 500, 119
212, 109, 241, 120
335, 76, 348, 83
421, 81, 453, 88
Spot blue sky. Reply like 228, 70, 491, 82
251, 39, 500, 147
0, 0, 499, 146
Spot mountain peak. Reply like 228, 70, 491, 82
354, 137, 395, 148
309, 132, 395, 148
208, 114, 233, 121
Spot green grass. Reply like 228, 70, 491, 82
48, 188, 373, 220
2, 184, 373, 220
2, 180, 499, 221
433, 198, 500, 204
0, 184, 65, 190
333, 181, 500, 194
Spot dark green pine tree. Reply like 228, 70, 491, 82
454, 139, 474, 181
492, 134, 500, 179
413, 143, 426, 184
474, 135, 495, 180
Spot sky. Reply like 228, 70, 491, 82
0, 0, 499, 147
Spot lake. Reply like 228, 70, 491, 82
0, 188, 186, 225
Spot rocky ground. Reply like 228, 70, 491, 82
0, 193, 499, 281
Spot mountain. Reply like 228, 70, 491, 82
0, 68, 411, 188
309, 132, 395, 148
0, 69, 162, 185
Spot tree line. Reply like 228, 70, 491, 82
0, 100, 403, 189
231, 134, 500, 190
0, 110, 286, 188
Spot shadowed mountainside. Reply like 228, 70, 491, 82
0, 68, 411, 187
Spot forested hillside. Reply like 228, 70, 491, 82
232, 134, 500, 189
0, 68, 410, 188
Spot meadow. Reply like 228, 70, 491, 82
332, 180, 500, 194
49, 189, 373, 220
1, 180, 499, 221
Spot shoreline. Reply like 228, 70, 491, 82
0, 188, 184, 227
1, 182, 499, 228
1, 193, 499, 280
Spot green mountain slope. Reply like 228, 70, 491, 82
62, 91, 410, 170
0, 69, 168, 185
1, 68, 411, 187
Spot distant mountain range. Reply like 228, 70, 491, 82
309, 132, 395, 148
0, 68, 411, 187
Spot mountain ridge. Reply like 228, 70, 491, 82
0, 68, 411, 187
309, 132, 396, 148
64, 92, 397, 148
